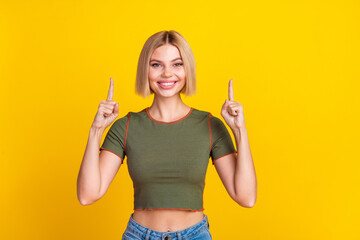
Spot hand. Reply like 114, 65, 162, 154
91, 77, 119, 130
221, 79, 246, 130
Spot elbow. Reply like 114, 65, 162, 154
244, 199, 256, 208
235, 195, 257, 208
237, 199, 256, 208
77, 185, 101, 206
77, 190, 99, 206
235, 185, 257, 208
78, 196, 97, 206
79, 199, 88, 206
78, 198, 90, 206
77, 194, 90, 206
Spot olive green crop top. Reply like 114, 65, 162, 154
99, 107, 236, 211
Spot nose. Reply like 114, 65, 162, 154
161, 65, 173, 78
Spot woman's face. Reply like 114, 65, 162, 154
148, 44, 186, 98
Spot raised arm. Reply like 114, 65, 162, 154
76, 77, 121, 205
215, 79, 257, 207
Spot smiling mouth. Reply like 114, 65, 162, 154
158, 81, 177, 86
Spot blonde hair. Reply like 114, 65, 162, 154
135, 30, 196, 97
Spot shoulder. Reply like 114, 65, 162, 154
190, 107, 211, 121
127, 108, 147, 123
111, 108, 144, 128
189, 108, 226, 126
115, 113, 129, 124
108, 109, 143, 132
113, 108, 147, 122
210, 114, 225, 126
208, 113, 229, 135
108, 113, 129, 131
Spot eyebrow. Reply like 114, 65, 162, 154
150, 58, 182, 62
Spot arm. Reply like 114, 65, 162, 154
215, 126, 257, 206
77, 127, 103, 205
213, 127, 256, 208
77, 77, 122, 206
232, 127, 257, 207
214, 78, 257, 207
77, 127, 122, 205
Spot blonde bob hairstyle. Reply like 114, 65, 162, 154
135, 30, 196, 98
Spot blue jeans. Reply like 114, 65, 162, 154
121, 213, 212, 240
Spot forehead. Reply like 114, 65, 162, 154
150, 44, 181, 60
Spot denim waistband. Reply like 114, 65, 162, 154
125, 213, 210, 240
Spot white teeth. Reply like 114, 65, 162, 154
159, 82, 175, 86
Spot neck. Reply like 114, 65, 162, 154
149, 94, 190, 122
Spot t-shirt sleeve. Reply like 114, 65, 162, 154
99, 114, 129, 163
210, 114, 237, 165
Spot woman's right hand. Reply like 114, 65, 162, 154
91, 77, 119, 130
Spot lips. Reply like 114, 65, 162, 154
157, 80, 177, 89
157, 80, 177, 84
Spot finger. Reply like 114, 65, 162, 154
100, 100, 116, 105
102, 108, 113, 115
227, 106, 238, 116
107, 77, 114, 101
228, 78, 234, 101
102, 105, 114, 111
101, 101, 117, 107
229, 101, 242, 108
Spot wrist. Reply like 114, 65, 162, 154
89, 126, 105, 139
232, 126, 247, 138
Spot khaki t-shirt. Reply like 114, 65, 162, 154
100, 107, 236, 211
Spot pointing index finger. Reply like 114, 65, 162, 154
107, 77, 114, 101
228, 78, 234, 101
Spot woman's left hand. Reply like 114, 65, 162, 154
221, 79, 246, 130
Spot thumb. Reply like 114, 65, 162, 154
113, 103, 119, 115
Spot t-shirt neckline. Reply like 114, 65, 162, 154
145, 107, 194, 124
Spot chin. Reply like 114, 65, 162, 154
151, 85, 185, 98
155, 91, 182, 98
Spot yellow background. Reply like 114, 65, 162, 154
1, 0, 359, 239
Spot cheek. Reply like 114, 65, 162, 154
176, 68, 186, 79
148, 69, 159, 81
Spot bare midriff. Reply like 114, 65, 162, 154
132, 209, 205, 232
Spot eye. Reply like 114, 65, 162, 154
174, 62, 183, 67
151, 63, 161, 67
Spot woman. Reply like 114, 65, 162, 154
77, 30, 257, 240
